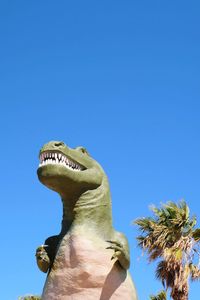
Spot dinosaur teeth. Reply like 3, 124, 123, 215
39, 151, 84, 171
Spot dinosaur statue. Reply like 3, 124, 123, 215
36, 141, 138, 300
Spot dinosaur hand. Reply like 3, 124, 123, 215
35, 245, 50, 273
106, 240, 130, 270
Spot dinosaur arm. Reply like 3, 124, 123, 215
107, 231, 130, 270
36, 235, 60, 273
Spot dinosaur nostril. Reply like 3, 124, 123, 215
54, 141, 64, 147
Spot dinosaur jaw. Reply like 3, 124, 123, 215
39, 150, 86, 172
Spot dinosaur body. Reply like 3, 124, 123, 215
36, 141, 137, 300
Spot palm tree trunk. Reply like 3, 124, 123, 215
171, 283, 188, 300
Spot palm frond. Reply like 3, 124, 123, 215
189, 263, 200, 281
149, 290, 167, 300
192, 228, 200, 241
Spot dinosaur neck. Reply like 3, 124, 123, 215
60, 177, 113, 237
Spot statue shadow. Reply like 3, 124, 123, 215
99, 262, 127, 300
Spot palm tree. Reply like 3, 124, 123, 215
134, 200, 200, 300
150, 290, 167, 300
18, 296, 41, 300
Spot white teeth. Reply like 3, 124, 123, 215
39, 151, 83, 172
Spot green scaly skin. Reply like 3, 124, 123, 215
36, 141, 137, 299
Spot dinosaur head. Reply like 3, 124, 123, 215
37, 141, 104, 198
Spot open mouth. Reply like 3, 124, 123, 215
39, 151, 85, 171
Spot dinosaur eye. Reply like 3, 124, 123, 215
76, 146, 89, 156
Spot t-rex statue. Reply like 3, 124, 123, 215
36, 141, 138, 300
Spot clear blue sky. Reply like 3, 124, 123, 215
0, 1, 200, 299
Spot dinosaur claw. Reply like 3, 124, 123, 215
106, 246, 114, 250
106, 240, 122, 247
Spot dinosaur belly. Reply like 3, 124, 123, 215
42, 233, 137, 300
